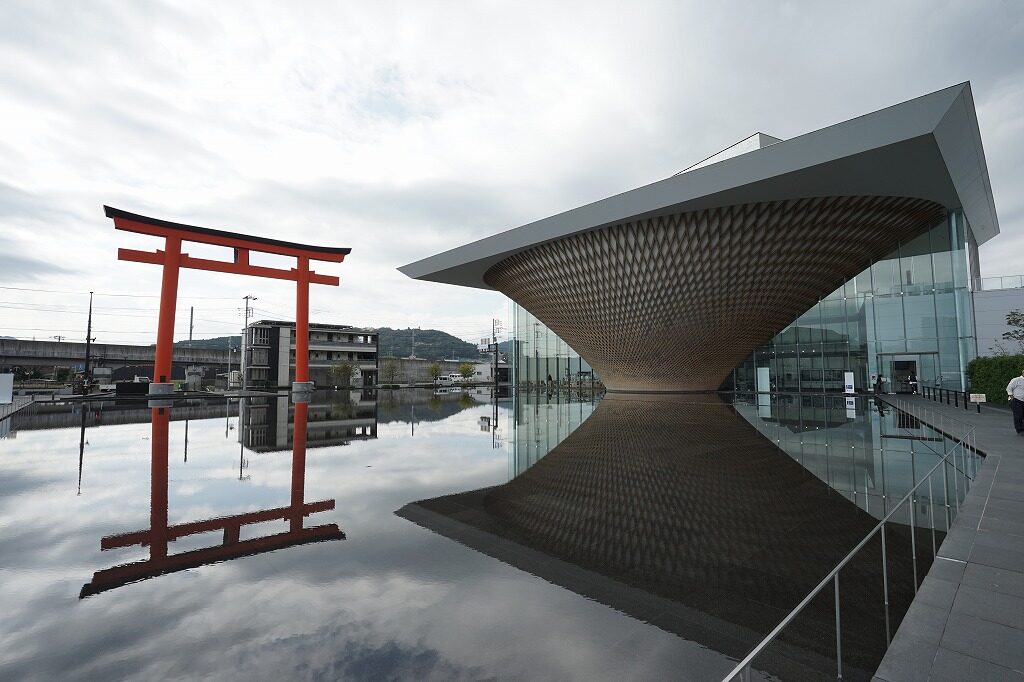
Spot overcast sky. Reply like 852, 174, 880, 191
1, 1, 1022, 346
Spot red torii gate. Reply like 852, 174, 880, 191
105, 206, 351, 394
80, 401, 341, 598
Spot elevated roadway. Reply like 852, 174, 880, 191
0, 339, 230, 372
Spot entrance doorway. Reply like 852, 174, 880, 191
877, 352, 937, 395
891, 360, 918, 394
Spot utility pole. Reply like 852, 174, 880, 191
410, 327, 416, 359
77, 407, 87, 495
492, 318, 502, 389
491, 317, 502, 446
241, 295, 257, 390
184, 303, 193, 458
82, 291, 94, 395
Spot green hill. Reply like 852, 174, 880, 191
173, 336, 241, 350
375, 327, 479, 361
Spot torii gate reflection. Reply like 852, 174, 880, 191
80, 400, 342, 598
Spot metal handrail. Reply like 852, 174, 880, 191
973, 274, 1024, 291
723, 401, 976, 681
920, 384, 984, 413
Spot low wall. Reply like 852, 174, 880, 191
378, 358, 475, 384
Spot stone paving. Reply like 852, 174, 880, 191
874, 394, 1024, 681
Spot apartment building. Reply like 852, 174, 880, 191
243, 320, 378, 390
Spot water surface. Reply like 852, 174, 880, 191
0, 389, 973, 680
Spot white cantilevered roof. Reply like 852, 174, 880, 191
399, 82, 999, 290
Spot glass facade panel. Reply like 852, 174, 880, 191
734, 210, 977, 393
511, 304, 596, 388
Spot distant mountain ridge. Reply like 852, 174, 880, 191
373, 327, 479, 361
174, 336, 241, 350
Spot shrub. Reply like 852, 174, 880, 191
967, 355, 1024, 405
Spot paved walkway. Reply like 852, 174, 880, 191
874, 395, 1024, 681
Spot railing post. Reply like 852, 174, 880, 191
834, 573, 843, 679
952, 444, 961, 510
881, 524, 891, 644
928, 475, 937, 557
972, 430, 978, 477
942, 460, 951, 530
909, 496, 918, 592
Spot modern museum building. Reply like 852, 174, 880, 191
400, 82, 1001, 396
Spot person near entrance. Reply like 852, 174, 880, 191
1008, 369, 1024, 435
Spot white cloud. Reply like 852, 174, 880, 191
0, 1, 1022, 345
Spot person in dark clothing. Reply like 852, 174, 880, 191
1008, 369, 1024, 435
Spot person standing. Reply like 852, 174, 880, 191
1008, 368, 1024, 435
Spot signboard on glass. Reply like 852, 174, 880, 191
0, 373, 12, 405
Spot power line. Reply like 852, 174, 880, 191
0, 327, 235, 334
0, 285, 239, 299
0, 300, 242, 313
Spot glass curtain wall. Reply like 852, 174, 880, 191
510, 304, 596, 387
733, 210, 978, 393
509, 392, 599, 478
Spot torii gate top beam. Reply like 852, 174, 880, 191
106, 206, 351, 259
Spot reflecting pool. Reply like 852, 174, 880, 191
0, 388, 979, 681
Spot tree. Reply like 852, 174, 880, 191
428, 362, 442, 382
329, 361, 356, 386
329, 397, 356, 420
1002, 309, 1024, 354
380, 359, 400, 385
458, 362, 475, 381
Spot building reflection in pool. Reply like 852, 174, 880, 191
80, 397, 345, 599
399, 392, 941, 681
